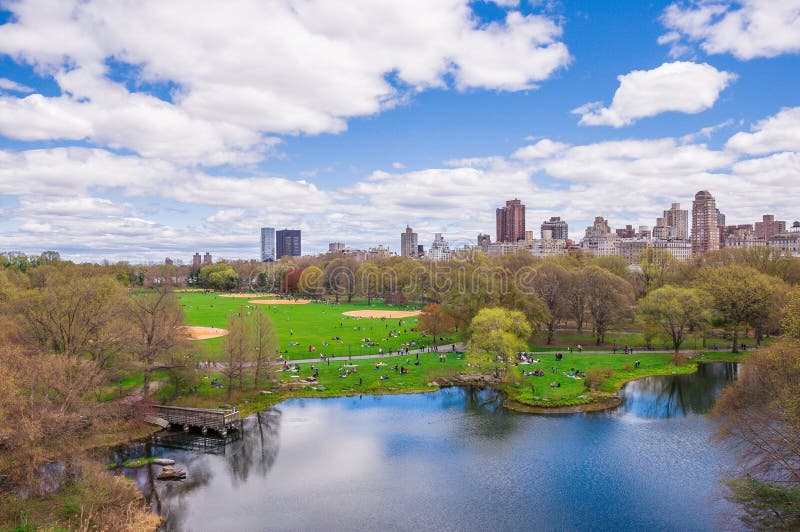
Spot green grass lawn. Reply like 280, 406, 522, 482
172, 351, 470, 412
500, 350, 745, 407
178, 293, 457, 361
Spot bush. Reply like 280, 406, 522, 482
672, 351, 687, 366
584, 367, 614, 391
622, 363, 633, 371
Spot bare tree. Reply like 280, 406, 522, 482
126, 288, 187, 400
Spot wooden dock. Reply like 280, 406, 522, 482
145, 404, 241, 435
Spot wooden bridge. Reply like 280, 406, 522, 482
144, 404, 241, 435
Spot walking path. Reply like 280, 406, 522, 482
290, 342, 467, 365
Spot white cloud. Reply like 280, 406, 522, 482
511, 139, 570, 159
0, 78, 34, 93
391, 162, 406, 170
2, 107, 800, 261
206, 209, 247, 224
0, 0, 570, 163
573, 62, 735, 127
661, 0, 800, 60
726, 107, 800, 155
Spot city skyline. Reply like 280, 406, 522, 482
0, 1, 798, 262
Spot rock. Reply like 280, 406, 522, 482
152, 458, 175, 466
157, 466, 186, 481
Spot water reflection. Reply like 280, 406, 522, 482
113, 363, 738, 531
618, 362, 738, 418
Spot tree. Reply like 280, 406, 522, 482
298, 265, 325, 299
418, 303, 456, 339
356, 262, 382, 304
251, 308, 278, 387
584, 266, 634, 345
11, 267, 128, 369
699, 265, 778, 352
199, 262, 239, 291
126, 288, 187, 399
532, 262, 570, 344
782, 288, 800, 339
638, 248, 679, 293
468, 308, 531, 379
223, 311, 250, 397
322, 257, 358, 303
637, 286, 710, 352
712, 341, 800, 529
564, 268, 590, 333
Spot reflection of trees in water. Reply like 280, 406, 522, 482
433, 387, 519, 440
621, 363, 738, 418
225, 408, 282, 484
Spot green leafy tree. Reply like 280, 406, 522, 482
468, 308, 531, 379
699, 265, 778, 352
199, 262, 239, 291
637, 286, 710, 352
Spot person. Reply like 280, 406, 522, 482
359, 376, 362, 386
577, 344, 582, 353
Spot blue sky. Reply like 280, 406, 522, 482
0, 0, 799, 262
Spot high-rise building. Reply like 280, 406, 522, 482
541, 216, 568, 240
328, 242, 346, 254
581, 216, 619, 256
276, 229, 301, 258
203, 252, 212, 265
400, 226, 418, 258
716, 208, 726, 229
260, 227, 276, 262
496, 199, 526, 242
692, 190, 720, 255
664, 203, 689, 240
754, 214, 786, 241
192, 252, 201, 269
429, 233, 451, 261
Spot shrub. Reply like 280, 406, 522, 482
672, 352, 687, 367
584, 367, 614, 391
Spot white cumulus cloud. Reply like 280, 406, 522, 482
726, 107, 800, 155
572, 61, 735, 127
0, 0, 571, 164
661, 0, 800, 60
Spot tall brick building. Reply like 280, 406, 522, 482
496, 199, 526, 243
692, 190, 720, 255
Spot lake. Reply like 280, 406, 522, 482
110, 362, 740, 531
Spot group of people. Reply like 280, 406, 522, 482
524, 369, 546, 376
612, 345, 636, 354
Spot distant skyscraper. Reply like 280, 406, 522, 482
496, 199, 526, 242
716, 208, 726, 229
664, 203, 689, 240
276, 229, 301, 258
541, 216, 568, 240
203, 252, 212, 265
328, 242, 346, 254
692, 190, 720, 254
192, 252, 201, 269
261, 227, 276, 262
400, 226, 418, 258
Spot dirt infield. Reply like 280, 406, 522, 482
342, 310, 421, 319
249, 299, 312, 305
181, 326, 229, 340
219, 293, 277, 298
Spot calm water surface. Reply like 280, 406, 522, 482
111, 363, 740, 531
